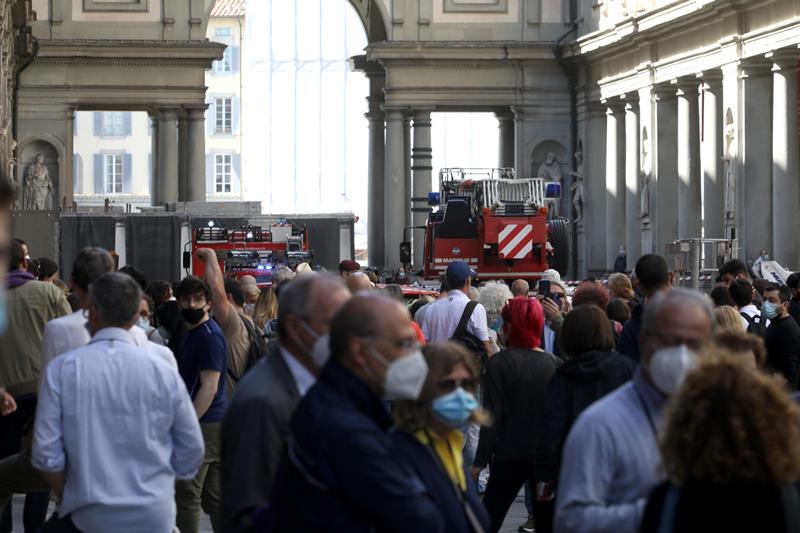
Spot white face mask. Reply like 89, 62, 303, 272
299, 320, 330, 368
648, 344, 696, 395
244, 303, 255, 316
135, 317, 150, 331
368, 346, 429, 400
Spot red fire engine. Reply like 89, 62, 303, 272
189, 221, 312, 286
421, 168, 569, 282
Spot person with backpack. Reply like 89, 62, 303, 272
729, 278, 767, 336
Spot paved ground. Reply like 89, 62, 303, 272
12, 490, 528, 532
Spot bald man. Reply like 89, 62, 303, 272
346, 271, 373, 293
511, 279, 530, 298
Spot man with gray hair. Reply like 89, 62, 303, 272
221, 273, 350, 533
554, 289, 713, 533
32, 273, 204, 533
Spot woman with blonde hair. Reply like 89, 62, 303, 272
641, 352, 800, 532
607, 272, 635, 302
391, 342, 490, 533
251, 285, 278, 333
713, 305, 746, 333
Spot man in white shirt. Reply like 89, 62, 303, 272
729, 278, 767, 332
220, 273, 350, 533
33, 272, 204, 533
419, 261, 492, 355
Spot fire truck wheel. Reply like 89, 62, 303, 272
548, 217, 570, 276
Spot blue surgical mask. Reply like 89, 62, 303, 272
763, 301, 779, 320
430, 387, 479, 428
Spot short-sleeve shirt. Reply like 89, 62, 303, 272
419, 290, 490, 343
217, 310, 252, 395
180, 319, 228, 423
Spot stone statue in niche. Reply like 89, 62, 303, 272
640, 139, 650, 220
24, 154, 53, 211
570, 149, 584, 224
723, 123, 736, 219
536, 152, 562, 182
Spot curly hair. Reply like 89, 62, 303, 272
572, 280, 610, 310
660, 351, 800, 487
607, 273, 634, 301
478, 280, 513, 327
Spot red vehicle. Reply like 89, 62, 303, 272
421, 168, 569, 282
190, 222, 312, 286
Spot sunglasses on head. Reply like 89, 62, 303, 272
436, 377, 478, 392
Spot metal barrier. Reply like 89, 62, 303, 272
439, 168, 545, 211
665, 238, 738, 291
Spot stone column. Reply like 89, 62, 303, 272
699, 72, 725, 240
769, 50, 800, 268
497, 110, 515, 168
512, 106, 532, 178
652, 85, 679, 254
404, 115, 412, 233
675, 79, 701, 240
739, 59, 774, 261
605, 101, 626, 270
178, 110, 188, 202
64, 109, 75, 207
624, 96, 641, 263
411, 109, 433, 269
186, 106, 208, 202
149, 114, 159, 205
156, 108, 179, 205
366, 108, 386, 269
384, 108, 407, 269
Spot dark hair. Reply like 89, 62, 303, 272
146, 280, 173, 308
409, 298, 430, 320
382, 284, 404, 303
36, 257, 58, 281
728, 278, 754, 308
142, 294, 155, 315
606, 298, 632, 324
572, 280, 610, 309
175, 276, 212, 303
560, 305, 614, 357
710, 284, 736, 307
719, 259, 748, 279
765, 283, 791, 304
26, 257, 39, 275
329, 294, 388, 359
0, 178, 14, 209
712, 330, 767, 368
634, 254, 669, 291
753, 279, 771, 298
439, 277, 451, 293
119, 265, 148, 291
71, 247, 114, 292
89, 272, 142, 327
9, 239, 25, 270
224, 277, 245, 307
787, 273, 800, 291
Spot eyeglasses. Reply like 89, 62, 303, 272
436, 377, 478, 392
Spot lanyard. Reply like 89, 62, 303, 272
633, 384, 659, 442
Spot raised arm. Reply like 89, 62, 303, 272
196, 247, 232, 325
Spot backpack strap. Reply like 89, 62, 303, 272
656, 484, 681, 533
227, 313, 261, 384
453, 300, 478, 339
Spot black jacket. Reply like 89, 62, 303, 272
533, 349, 635, 481
618, 303, 644, 362
390, 430, 490, 533
765, 315, 800, 390
473, 347, 561, 468
640, 480, 800, 533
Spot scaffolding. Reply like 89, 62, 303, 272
665, 238, 739, 291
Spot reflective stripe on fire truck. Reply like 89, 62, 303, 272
498, 224, 533, 259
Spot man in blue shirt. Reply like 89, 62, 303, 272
32, 272, 204, 533
175, 275, 228, 533
554, 289, 713, 533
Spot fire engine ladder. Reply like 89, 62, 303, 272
478, 178, 545, 213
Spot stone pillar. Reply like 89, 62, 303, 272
366, 108, 386, 269
411, 109, 433, 269
769, 50, 800, 268
700, 72, 725, 239
64, 109, 75, 207
384, 108, 407, 269
585, 102, 607, 273
624, 96, 641, 263
605, 102, 626, 270
178, 110, 188, 202
512, 106, 532, 178
156, 108, 179, 205
497, 110, 515, 168
721, 63, 740, 243
404, 115, 412, 233
652, 86, 679, 254
675, 80, 701, 240
739, 59, 773, 262
186, 106, 208, 202
149, 114, 159, 205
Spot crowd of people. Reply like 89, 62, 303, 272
1, 173, 800, 533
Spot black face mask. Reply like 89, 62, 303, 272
181, 307, 206, 326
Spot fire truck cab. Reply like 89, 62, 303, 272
422, 168, 569, 282
190, 221, 312, 286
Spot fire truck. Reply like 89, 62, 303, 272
421, 168, 569, 282
188, 221, 313, 286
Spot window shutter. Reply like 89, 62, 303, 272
123, 153, 132, 193
232, 96, 241, 135
94, 154, 104, 194
93, 112, 102, 136
123, 113, 132, 136
206, 154, 214, 195
206, 98, 215, 135
231, 46, 240, 73
233, 153, 242, 194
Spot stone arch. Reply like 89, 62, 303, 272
531, 140, 568, 180
17, 138, 61, 211
347, 0, 389, 42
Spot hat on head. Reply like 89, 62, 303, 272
295, 262, 312, 274
446, 261, 476, 286
541, 268, 567, 293
338, 259, 360, 273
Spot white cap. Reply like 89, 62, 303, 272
540, 269, 567, 293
